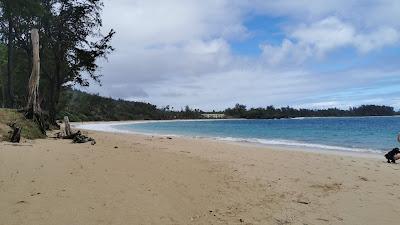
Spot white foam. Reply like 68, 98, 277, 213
72, 120, 383, 154
72, 121, 185, 137
214, 137, 381, 154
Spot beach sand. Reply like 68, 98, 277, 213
1, 129, 400, 225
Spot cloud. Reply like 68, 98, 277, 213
292, 17, 399, 54
102, 0, 248, 47
250, 0, 400, 28
260, 17, 399, 64
260, 39, 312, 66
82, 0, 400, 110
354, 27, 399, 52
291, 17, 355, 55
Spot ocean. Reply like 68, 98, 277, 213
108, 117, 400, 154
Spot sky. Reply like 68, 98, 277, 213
82, 0, 400, 111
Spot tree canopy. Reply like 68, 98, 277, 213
0, 0, 114, 123
225, 104, 396, 119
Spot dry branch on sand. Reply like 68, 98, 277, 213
57, 116, 96, 145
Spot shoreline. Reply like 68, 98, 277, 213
72, 120, 385, 159
1, 125, 399, 224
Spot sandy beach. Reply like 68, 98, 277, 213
1, 128, 400, 225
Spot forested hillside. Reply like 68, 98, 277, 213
57, 90, 399, 122
57, 89, 203, 122
58, 89, 162, 121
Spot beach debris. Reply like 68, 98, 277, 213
64, 116, 72, 136
167, 137, 172, 140
7, 122, 22, 143
62, 130, 96, 145
30, 192, 41, 196
54, 116, 95, 144
296, 200, 310, 205
114, 146, 118, 149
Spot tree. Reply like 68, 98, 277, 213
0, 44, 6, 107
225, 103, 247, 118
39, 0, 115, 123
0, 0, 114, 130
0, 0, 42, 108
0, 0, 18, 107
26, 29, 41, 118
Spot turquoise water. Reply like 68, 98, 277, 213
113, 117, 400, 153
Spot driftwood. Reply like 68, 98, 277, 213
10, 127, 22, 143
62, 130, 81, 139
62, 130, 96, 145
60, 117, 95, 145
7, 123, 22, 143
64, 116, 72, 136
72, 133, 96, 145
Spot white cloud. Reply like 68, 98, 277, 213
354, 27, 399, 53
292, 17, 399, 54
102, 0, 248, 47
250, 0, 400, 28
260, 17, 399, 64
83, 0, 400, 110
291, 17, 355, 56
260, 39, 312, 66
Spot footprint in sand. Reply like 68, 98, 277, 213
16, 200, 27, 204
30, 192, 41, 197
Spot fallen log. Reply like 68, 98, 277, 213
10, 126, 22, 143
62, 130, 96, 145
59, 117, 95, 145
62, 130, 81, 140
7, 122, 22, 143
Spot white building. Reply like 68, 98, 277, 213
201, 113, 225, 119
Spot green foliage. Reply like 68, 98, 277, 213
0, 108, 46, 140
56, 89, 204, 122
0, 0, 114, 123
225, 104, 396, 119
0, 44, 6, 105
57, 89, 155, 121
57, 90, 398, 122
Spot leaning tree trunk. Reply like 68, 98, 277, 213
26, 29, 40, 115
25, 29, 46, 134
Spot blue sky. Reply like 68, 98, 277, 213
84, 0, 400, 110
231, 16, 286, 56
